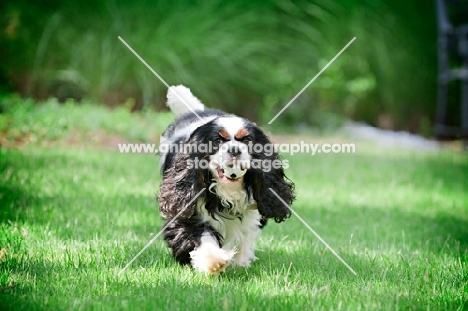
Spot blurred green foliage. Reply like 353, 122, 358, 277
0, 95, 173, 145
0, 0, 437, 131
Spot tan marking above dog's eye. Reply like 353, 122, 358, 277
219, 129, 231, 140
235, 128, 249, 140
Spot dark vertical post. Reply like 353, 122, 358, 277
435, 0, 452, 135
460, 28, 468, 136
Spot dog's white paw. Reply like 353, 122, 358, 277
190, 245, 235, 275
233, 249, 258, 267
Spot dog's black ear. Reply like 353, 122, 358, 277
245, 126, 295, 223
158, 123, 214, 219
158, 151, 208, 219
247, 165, 295, 223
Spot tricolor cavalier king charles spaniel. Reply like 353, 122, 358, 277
158, 85, 295, 274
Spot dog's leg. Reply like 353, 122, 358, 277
233, 210, 262, 267
190, 233, 235, 275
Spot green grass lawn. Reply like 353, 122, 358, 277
1, 102, 467, 310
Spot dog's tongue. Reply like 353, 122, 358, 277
216, 167, 240, 183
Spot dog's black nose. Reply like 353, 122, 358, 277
228, 145, 241, 157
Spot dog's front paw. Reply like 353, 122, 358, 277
233, 250, 258, 267
190, 246, 235, 275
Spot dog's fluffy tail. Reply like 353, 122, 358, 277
166, 85, 205, 117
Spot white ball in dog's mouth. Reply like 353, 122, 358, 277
221, 163, 247, 180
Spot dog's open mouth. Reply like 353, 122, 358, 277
216, 166, 242, 183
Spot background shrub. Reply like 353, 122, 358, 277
0, 0, 439, 132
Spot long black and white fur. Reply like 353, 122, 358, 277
158, 85, 295, 274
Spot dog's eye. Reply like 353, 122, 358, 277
242, 137, 252, 144
213, 137, 222, 145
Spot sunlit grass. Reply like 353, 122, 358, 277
1, 142, 467, 309
1, 98, 466, 309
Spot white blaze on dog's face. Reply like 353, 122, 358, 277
210, 116, 252, 184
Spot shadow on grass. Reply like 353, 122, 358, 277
0, 149, 162, 237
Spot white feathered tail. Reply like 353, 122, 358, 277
166, 85, 205, 117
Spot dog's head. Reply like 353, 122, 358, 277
193, 116, 253, 185
158, 114, 295, 222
